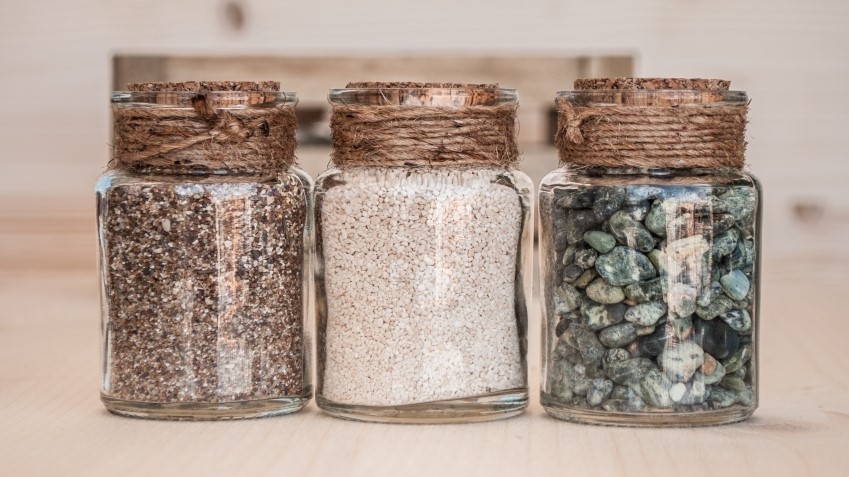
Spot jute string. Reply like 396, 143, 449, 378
330, 83, 519, 167
111, 81, 296, 174
556, 78, 747, 169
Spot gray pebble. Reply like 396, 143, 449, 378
718, 309, 752, 333
708, 386, 738, 408
587, 378, 614, 406
647, 249, 667, 276
609, 210, 655, 252
599, 323, 638, 348
722, 344, 753, 374
624, 202, 650, 222
593, 187, 627, 219
645, 200, 667, 236
624, 186, 663, 204
554, 283, 583, 313
581, 299, 627, 330
595, 246, 657, 287
605, 358, 655, 386
573, 268, 597, 288
660, 341, 705, 382
624, 278, 664, 303
638, 368, 672, 408
586, 278, 625, 304
720, 269, 750, 301
562, 244, 578, 265
667, 283, 699, 317
562, 264, 584, 283
695, 294, 735, 320
712, 214, 736, 235
716, 187, 757, 222
556, 189, 594, 209
564, 209, 603, 244
604, 348, 631, 364
624, 300, 667, 326
711, 228, 739, 258
574, 248, 598, 269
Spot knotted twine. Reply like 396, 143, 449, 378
555, 78, 748, 169
112, 81, 297, 174
330, 82, 519, 167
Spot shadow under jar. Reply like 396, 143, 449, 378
98, 82, 313, 420
314, 83, 532, 423
539, 78, 761, 426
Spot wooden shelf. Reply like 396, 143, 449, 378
1, 266, 847, 476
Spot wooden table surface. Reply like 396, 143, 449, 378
1, 264, 847, 477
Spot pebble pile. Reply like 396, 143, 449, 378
543, 183, 757, 414
318, 167, 527, 406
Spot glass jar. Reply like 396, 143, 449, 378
315, 83, 532, 423
98, 82, 312, 420
539, 79, 760, 426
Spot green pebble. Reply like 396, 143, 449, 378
695, 294, 735, 320
711, 229, 739, 258
720, 269, 750, 301
719, 375, 747, 393
624, 278, 664, 303
583, 231, 616, 253
722, 344, 753, 373
598, 323, 638, 348
645, 200, 667, 236
609, 210, 655, 253
573, 268, 597, 288
595, 246, 657, 287
647, 249, 667, 276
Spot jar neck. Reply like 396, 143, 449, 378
565, 166, 745, 177
116, 165, 283, 177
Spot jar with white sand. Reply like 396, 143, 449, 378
314, 83, 532, 423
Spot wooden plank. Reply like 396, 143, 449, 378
0, 269, 846, 476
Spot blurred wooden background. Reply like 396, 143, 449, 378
1, 0, 848, 276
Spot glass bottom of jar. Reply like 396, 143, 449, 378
541, 393, 754, 427
316, 388, 528, 424
101, 390, 311, 421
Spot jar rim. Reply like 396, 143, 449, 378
111, 91, 298, 108
556, 89, 748, 105
328, 87, 518, 107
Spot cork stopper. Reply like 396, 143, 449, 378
555, 77, 747, 169
112, 80, 297, 173
330, 81, 518, 166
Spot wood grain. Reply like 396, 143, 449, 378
0, 268, 847, 477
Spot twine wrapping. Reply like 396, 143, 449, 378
556, 78, 748, 169
330, 82, 519, 167
111, 81, 297, 174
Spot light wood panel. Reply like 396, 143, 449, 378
0, 269, 847, 477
